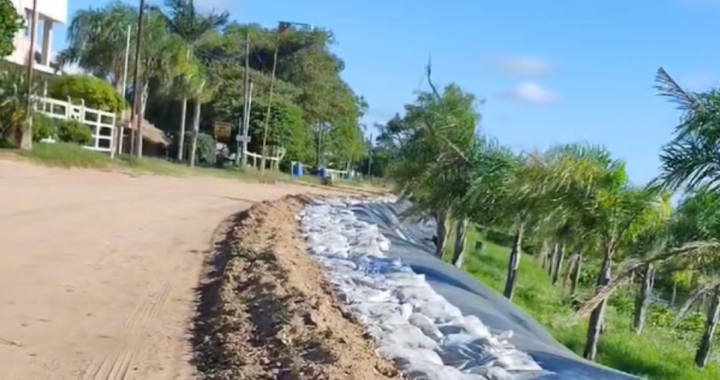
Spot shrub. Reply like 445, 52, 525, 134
190, 132, 216, 165
48, 75, 126, 113
57, 120, 92, 145
169, 131, 216, 165
32, 113, 57, 142
0, 68, 37, 146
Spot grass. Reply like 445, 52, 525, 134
454, 228, 720, 380
0, 142, 388, 194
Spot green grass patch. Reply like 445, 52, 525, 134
0, 143, 385, 194
457, 227, 720, 380
19, 142, 116, 169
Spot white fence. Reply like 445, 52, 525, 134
33, 96, 116, 153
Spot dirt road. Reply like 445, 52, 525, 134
0, 161, 333, 380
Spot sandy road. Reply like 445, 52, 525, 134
0, 161, 331, 380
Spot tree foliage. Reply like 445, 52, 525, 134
48, 75, 127, 113
0, 0, 22, 58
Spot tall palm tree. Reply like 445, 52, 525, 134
158, 0, 228, 161
56, 1, 136, 92
135, 10, 186, 131
187, 62, 220, 167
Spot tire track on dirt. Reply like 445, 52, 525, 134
82, 265, 180, 380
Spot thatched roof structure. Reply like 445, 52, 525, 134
118, 116, 170, 146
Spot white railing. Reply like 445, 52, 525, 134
244, 146, 285, 171
33, 96, 116, 153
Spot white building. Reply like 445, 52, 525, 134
5, 0, 68, 74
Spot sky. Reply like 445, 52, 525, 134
53, 0, 720, 184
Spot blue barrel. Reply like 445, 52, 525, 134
318, 167, 327, 178
291, 162, 303, 177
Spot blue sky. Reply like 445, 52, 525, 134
55, 0, 720, 184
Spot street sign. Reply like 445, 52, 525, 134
214, 122, 231, 139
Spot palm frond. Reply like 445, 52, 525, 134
654, 67, 700, 112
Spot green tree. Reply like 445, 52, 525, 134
582, 185, 671, 360
57, 1, 137, 92
652, 67, 720, 192
242, 97, 310, 163
388, 78, 481, 260
158, 0, 228, 161
0, 0, 22, 58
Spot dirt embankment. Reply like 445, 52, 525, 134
193, 195, 404, 380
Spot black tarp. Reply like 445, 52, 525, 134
350, 200, 644, 380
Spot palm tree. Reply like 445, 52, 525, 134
652, 67, 720, 192
669, 188, 720, 367
581, 185, 671, 361
134, 11, 186, 139
158, 0, 228, 161
187, 63, 220, 167
628, 224, 669, 334
389, 80, 480, 259
56, 2, 136, 92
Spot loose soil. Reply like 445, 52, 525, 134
0, 160, 360, 380
193, 195, 404, 380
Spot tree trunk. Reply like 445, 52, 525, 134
137, 81, 150, 156
695, 285, 720, 368
503, 224, 524, 300
632, 263, 654, 334
583, 248, 613, 361
563, 253, 578, 294
177, 97, 188, 161
189, 100, 201, 167
434, 211, 449, 258
539, 241, 550, 271
451, 218, 469, 268
570, 255, 582, 297
20, 117, 33, 150
671, 283, 677, 307
552, 241, 565, 285
548, 242, 558, 277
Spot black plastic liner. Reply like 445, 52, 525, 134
350, 200, 643, 380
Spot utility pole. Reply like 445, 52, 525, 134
20, 0, 39, 151
240, 81, 253, 167
131, 0, 146, 157
259, 28, 281, 172
238, 32, 251, 167
116, 24, 132, 158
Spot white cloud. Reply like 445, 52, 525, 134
485, 54, 552, 76
499, 82, 558, 106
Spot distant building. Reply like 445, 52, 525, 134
4, 0, 68, 74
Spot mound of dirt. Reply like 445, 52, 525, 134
193, 195, 404, 380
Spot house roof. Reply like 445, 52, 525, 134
118, 116, 171, 146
